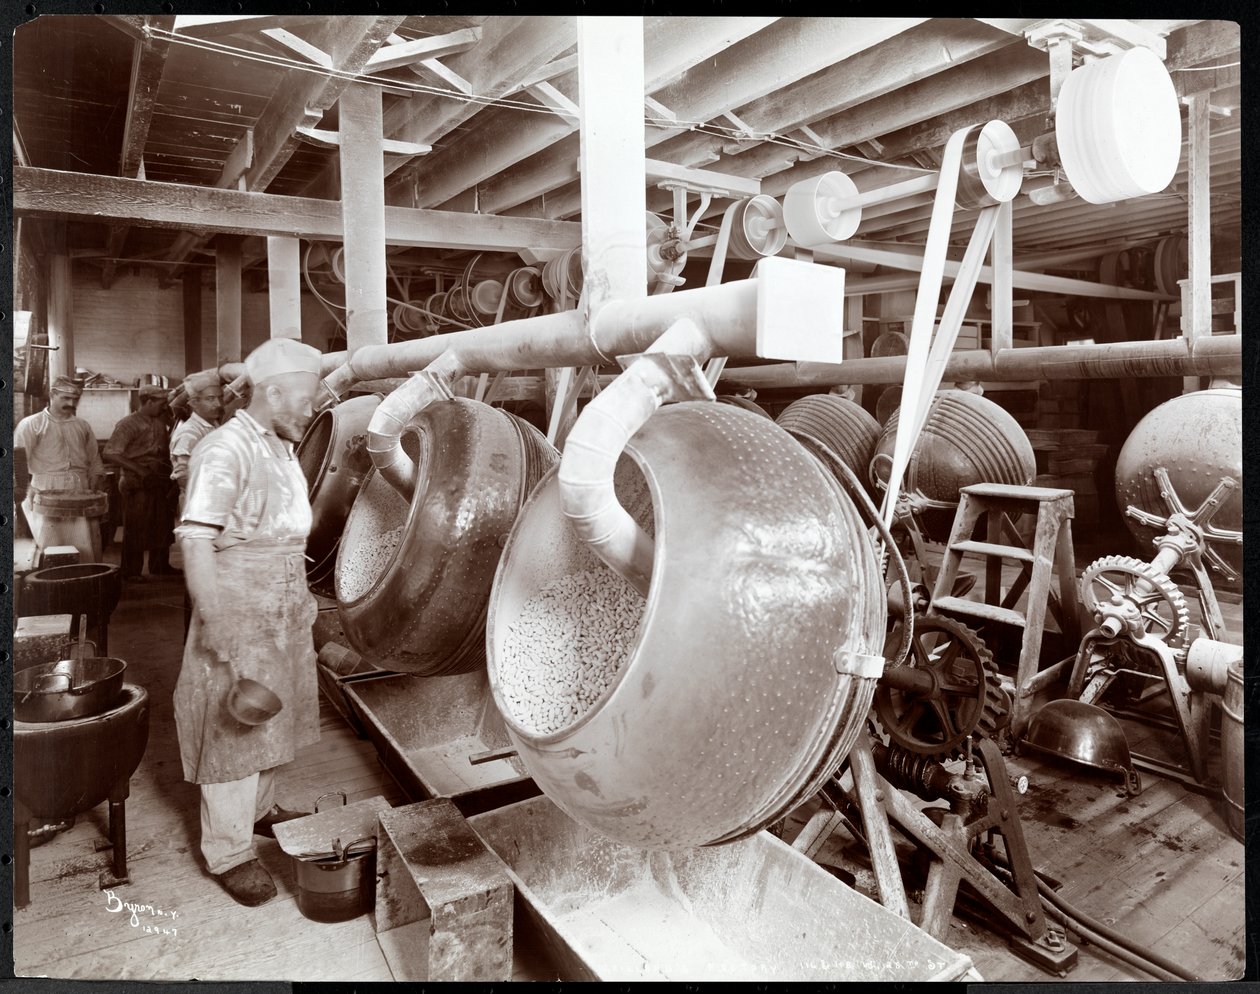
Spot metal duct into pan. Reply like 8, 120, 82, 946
336, 399, 557, 675
487, 403, 886, 849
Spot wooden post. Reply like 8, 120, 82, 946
266, 235, 302, 339
577, 16, 647, 313
182, 271, 202, 374
990, 199, 1013, 354
339, 82, 389, 351
215, 235, 242, 364
1184, 93, 1211, 393
47, 252, 74, 382
843, 294, 865, 406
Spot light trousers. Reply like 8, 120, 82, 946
199, 767, 277, 875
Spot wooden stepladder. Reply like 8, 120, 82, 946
928, 483, 1080, 738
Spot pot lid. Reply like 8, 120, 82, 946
274, 795, 391, 860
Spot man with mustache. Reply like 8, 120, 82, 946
173, 337, 323, 907
14, 375, 107, 565
104, 384, 178, 582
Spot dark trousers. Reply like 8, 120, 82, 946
120, 477, 173, 576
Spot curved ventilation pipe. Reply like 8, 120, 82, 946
557, 318, 715, 597
365, 350, 467, 502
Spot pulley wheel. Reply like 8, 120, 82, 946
1055, 46, 1181, 205
507, 267, 544, 309
445, 285, 472, 322
470, 279, 504, 318
645, 212, 685, 284
729, 195, 788, 260
329, 247, 347, 284
1153, 235, 1188, 297
955, 120, 1024, 210
783, 170, 862, 248
870, 331, 909, 358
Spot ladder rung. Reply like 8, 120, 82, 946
931, 596, 1027, 628
950, 540, 1035, 563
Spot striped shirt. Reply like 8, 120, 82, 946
176, 409, 312, 551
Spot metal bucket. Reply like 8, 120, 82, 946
291, 793, 379, 923
14, 656, 126, 723
487, 403, 886, 849
336, 400, 557, 675
295, 835, 377, 923
1220, 659, 1244, 842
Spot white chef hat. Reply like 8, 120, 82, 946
244, 338, 322, 385
183, 369, 221, 396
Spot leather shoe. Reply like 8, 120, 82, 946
216, 859, 276, 907
253, 806, 310, 839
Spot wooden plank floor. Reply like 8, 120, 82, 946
12, 539, 1246, 982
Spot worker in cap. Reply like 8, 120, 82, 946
14, 374, 106, 565
170, 370, 227, 638
174, 336, 324, 907
170, 371, 225, 511
104, 383, 177, 581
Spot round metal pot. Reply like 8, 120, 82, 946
1114, 386, 1242, 580
487, 402, 886, 849
777, 393, 882, 492
336, 399, 557, 675
14, 656, 127, 723
294, 836, 377, 923
297, 394, 383, 598
871, 390, 1034, 539
14, 683, 149, 819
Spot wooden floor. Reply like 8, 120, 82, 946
11, 540, 1246, 982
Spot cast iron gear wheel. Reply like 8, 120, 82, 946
874, 615, 1007, 761
1080, 554, 1190, 645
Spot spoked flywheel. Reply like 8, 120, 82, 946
874, 615, 1008, 761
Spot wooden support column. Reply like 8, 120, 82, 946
47, 253, 73, 382
215, 236, 242, 365
266, 236, 302, 340
842, 294, 865, 406
339, 83, 389, 351
182, 271, 202, 375
1183, 93, 1212, 393
990, 199, 1014, 354
577, 16, 647, 312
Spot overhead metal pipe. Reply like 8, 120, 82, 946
721, 336, 1242, 389
316, 276, 766, 401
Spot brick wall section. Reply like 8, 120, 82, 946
70, 264, 342, 383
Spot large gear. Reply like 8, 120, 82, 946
874, 615, 1007, 761
1080, 554, 1190, 645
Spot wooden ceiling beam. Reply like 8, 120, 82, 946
15, 166, 582, 253
162, 15, 403, 282
728, 19, 1025, 144
376, 16, 578, 192
479, 17, 922, 218
172, 15, 334, 38
103, 14, 176, 291
431, 16, 778, 215
363, 27, 482, 73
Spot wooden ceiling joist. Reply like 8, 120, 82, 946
423, 16, 779, 214
364, 27, 482, 73
103, 13, 176, 290
14, 166, 582, 254
162, 15, 403, 281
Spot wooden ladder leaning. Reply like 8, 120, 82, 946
928, 483, 1080, 739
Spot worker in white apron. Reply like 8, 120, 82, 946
13, 375, 107, 565
173, 338, 322, 907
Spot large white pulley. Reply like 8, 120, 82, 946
783, 171, 862, 248
1055, 46, 1182, 205
506, 267, 545, 309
